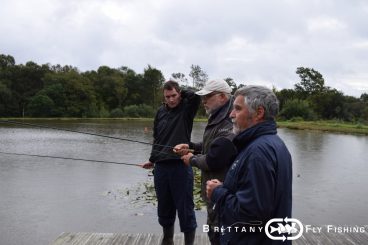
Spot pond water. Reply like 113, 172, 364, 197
0, 120, 367, 244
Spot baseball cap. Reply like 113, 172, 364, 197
196, 79, 232, 96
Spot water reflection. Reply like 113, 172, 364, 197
0, 120, 367, 245
279, 128, 368, 225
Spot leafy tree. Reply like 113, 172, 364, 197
8, 61, 50, 116
294, 67, 325, 98
142, 65, 165, 108
120, 68, 143, 106
65, 72, 97, 117
0, 54, 15, 68
43, 69, 97, 117
0, 81, 17, 116
224, 77, 237, 94
50, 64, 79, 73
2, 52, 366, 122
123, 104, 154, 117
189, 64, 208, 89
172, 72, 188, 87
26, 94, 55, 117
309, 87, 344, 119
361, 93, 368, 102
95, 66, 127, 109
275, 88, 298, 112
110, 108, 124, 118
38, 83, 67, 116
340, 96, 367, 122
237, 83, 246, 89
279, 99, 315, 120
0, 55, 17, 116
362, 106, 368, 123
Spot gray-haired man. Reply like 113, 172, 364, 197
174, 79, 237, 245
206, 85, 292, 245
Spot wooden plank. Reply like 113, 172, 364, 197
50, 233, 209, 245
51, 229, 368, 245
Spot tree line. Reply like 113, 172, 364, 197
275, 67, 368, 123
0, 54, 367, 122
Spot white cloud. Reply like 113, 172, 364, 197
1, 0, 368, 96
307, 17, 347, 32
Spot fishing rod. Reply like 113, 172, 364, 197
0, 120, 194, 159
0, 120, 175, 150
0, 150, 183, 167
0, 150, 141, 166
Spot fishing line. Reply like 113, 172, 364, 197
0, 151, 141, 166
0, 120, 189, 159
0, 150, 180, 166
0, 120, 175, 150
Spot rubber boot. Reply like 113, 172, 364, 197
161, 225, 174, 245
184, 229, 196, 245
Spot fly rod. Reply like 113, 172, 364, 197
0, 120, 195, 157
0, 151, 140, 166
0, 120, 175, 150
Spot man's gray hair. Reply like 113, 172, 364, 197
234, 85, 279, 120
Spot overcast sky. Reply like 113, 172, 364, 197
1, 0, 368, 97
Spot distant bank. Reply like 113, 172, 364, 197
277, 120, 368, 135
1, 118, 367, 135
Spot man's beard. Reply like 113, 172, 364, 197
205, 101, 223, 116
232, 116, 254, 135
232, 119, 242, 135
232, 124, 242, 135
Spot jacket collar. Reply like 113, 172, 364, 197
233, 120, 277, 151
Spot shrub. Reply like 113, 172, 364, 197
26, 94, 55, 117
99, 105, 110, 118
123, 104, 154, 118
110, 108, 124, 118
280, 99, 315, 120
290, 116, 304, 122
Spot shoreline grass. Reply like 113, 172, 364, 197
1, 117, 367, 135
277, 120, 368, 135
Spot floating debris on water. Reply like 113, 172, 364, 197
102, 169, 206, 210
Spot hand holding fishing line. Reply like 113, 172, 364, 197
173, 143, 196, 166
173, 144, 196, 166
173, 144, 190, 155
173, 144, 195, 155
181, 153, 194, 166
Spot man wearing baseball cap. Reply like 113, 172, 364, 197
196, 79, 232, 96
174, 79, 237, 245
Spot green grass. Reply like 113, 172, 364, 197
2, 117, 368, 135
277, 120, 368, 135
0, 117, 154, 121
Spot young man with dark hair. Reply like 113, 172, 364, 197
141, 79, 200, 245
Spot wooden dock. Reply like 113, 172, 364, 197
51, 228, 368, 245
51, 233, 209, 245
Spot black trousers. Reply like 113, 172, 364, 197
154, 160, 197, 232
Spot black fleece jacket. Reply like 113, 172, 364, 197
149, 90, 200, 163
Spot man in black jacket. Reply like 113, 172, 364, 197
141, 80, 200, 245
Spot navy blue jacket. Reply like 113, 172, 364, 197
211, 120, 292, 245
